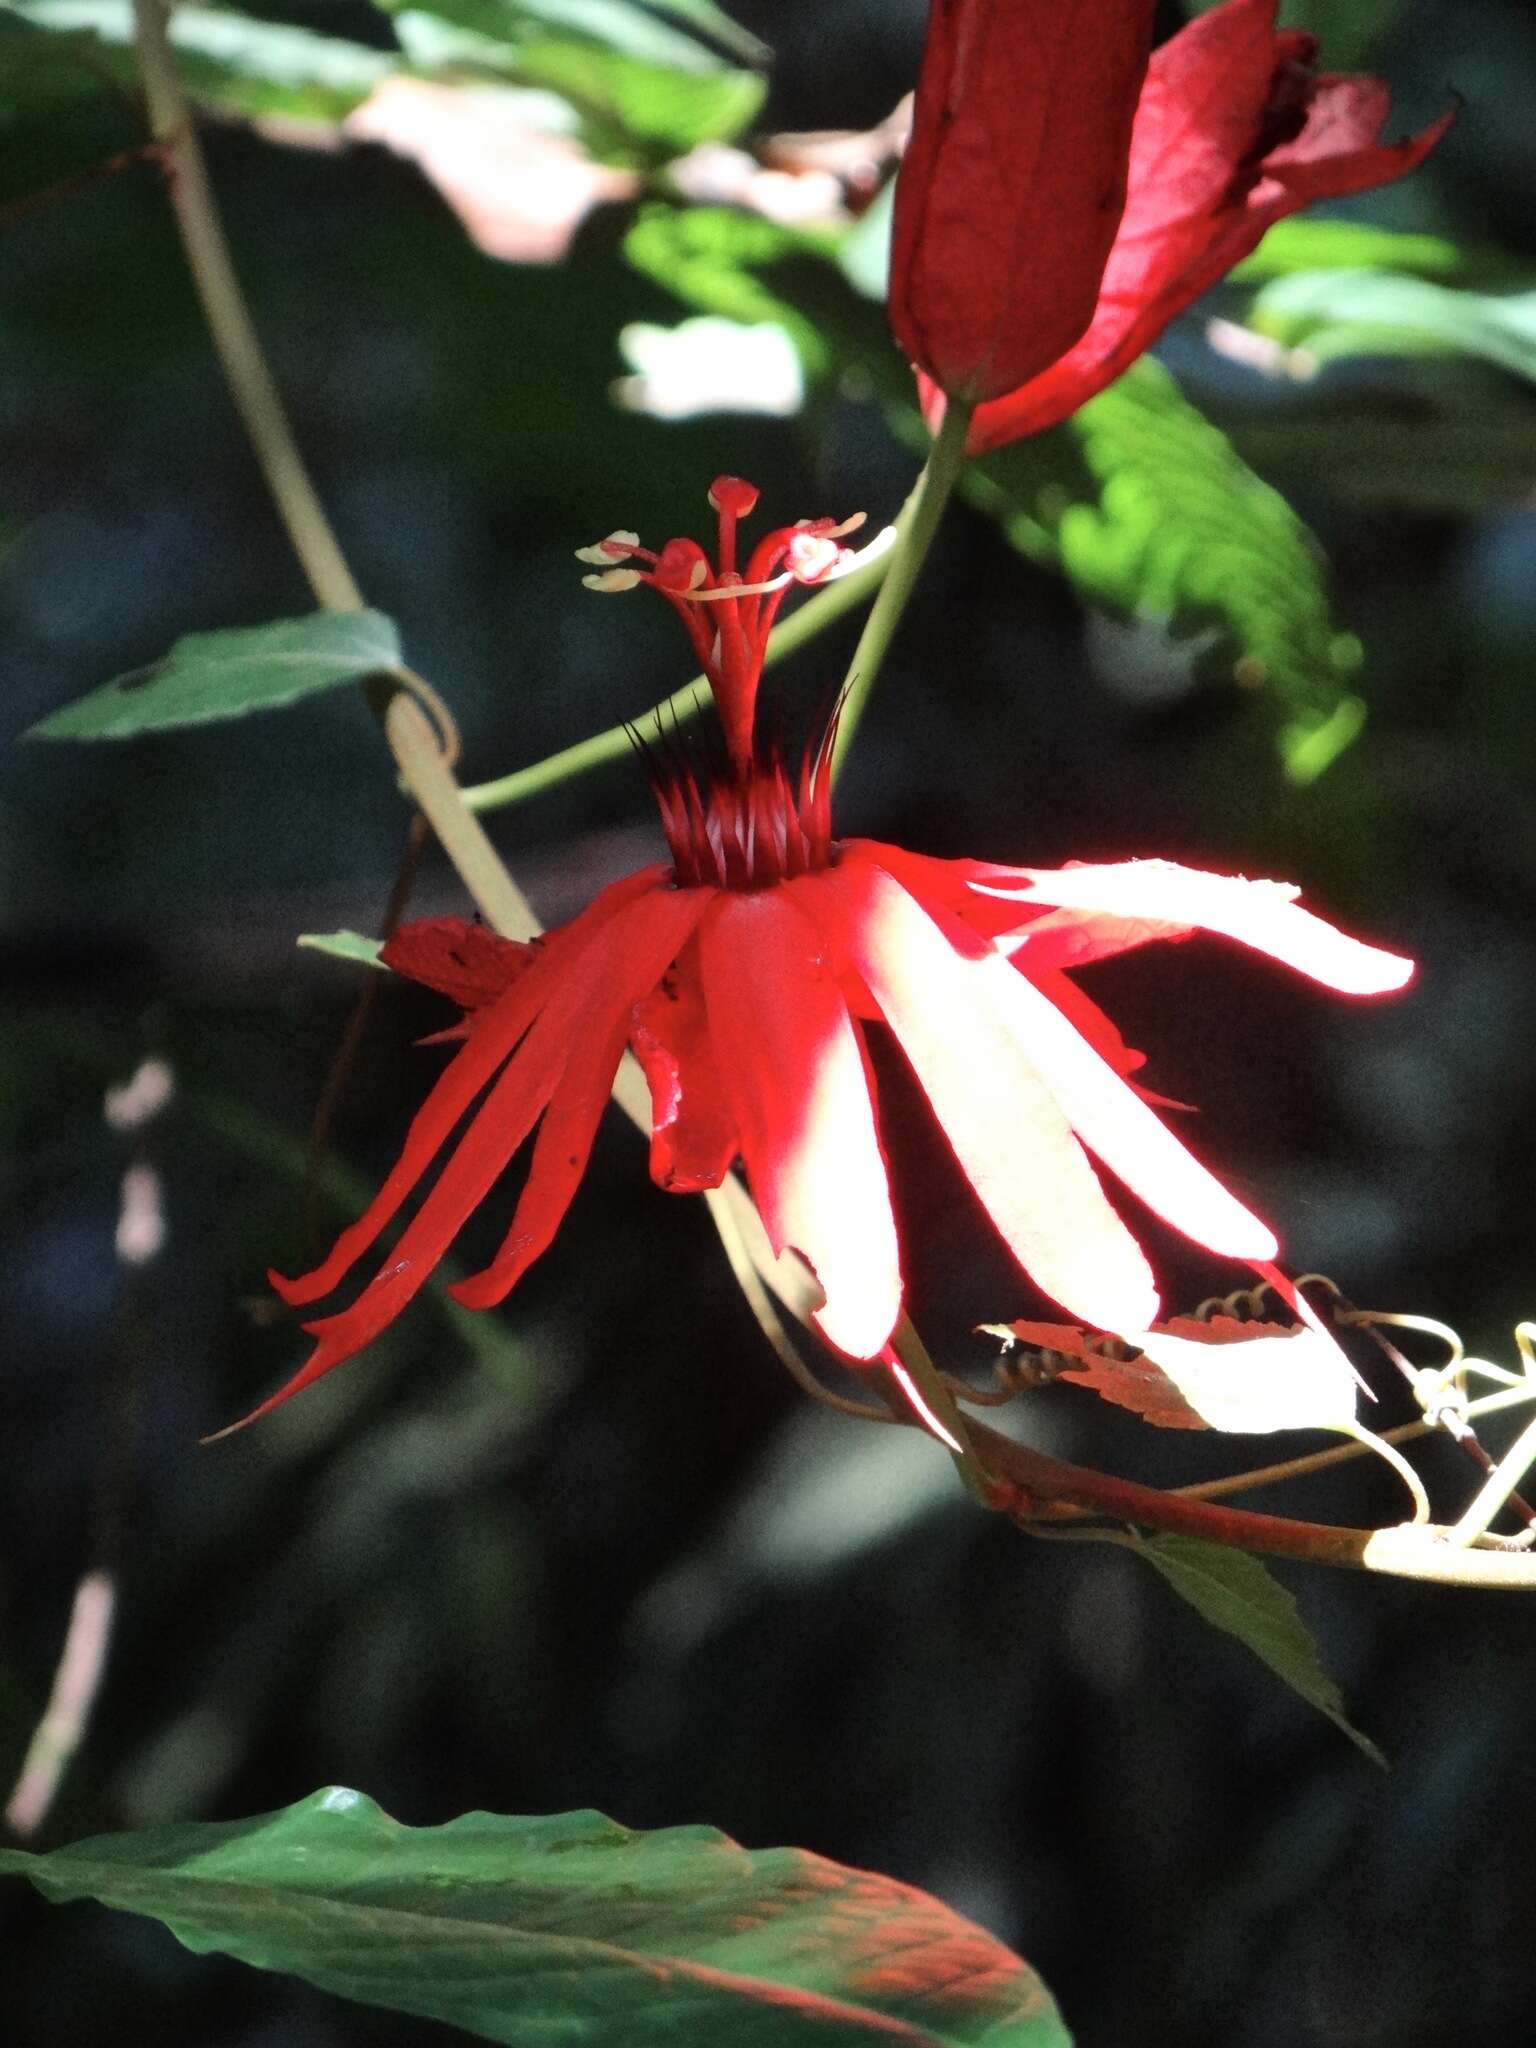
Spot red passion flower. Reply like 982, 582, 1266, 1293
248, 479, 1411, 1429
897, 0, 1453, 452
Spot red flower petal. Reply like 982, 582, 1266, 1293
826, 859, 1161, 1333
449, 885, 712, 1310
380, 916, 536, 1011
698, 888, 902, 1360
1026, 965, 1147, 1082
630, 935, 740, 1193
986, 858, 1414, 993
949, 0, 1452, 451
270, 868, 667, 1312
973, 934, 1280, 1263
890, 0, 1157, 403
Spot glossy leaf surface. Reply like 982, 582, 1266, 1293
0, 1791, 1073, 2047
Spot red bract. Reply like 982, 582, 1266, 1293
243, 479, 1412, 1432
890, 0, 1157, 403
909, 0, 1453, 453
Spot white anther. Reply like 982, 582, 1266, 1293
680, 569, 793, 602
581, 567, 643, 592
574, 530, 640, 565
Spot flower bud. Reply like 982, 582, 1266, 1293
890, 0, 1158, 403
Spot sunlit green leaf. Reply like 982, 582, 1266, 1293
374, 0, 751, 74
960, 359, 1364, 783
1251, 269, 1536, 388
1135, 1536, 1387, 1768
296, 931, 386, 969
3, 0, 393, 120
1232, 218, 1467, 285
510, 37, 763, 154
27, 611, 401, 741
624, 203, 845, 375
0, 1791, 1073, 2047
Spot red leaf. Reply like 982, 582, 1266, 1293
380, 918, 537, 1012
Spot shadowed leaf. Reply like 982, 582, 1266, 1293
1136, 1536, 1387, 1767
961, 359, 1365, 784
27, 611, 401, 740
0, 1791, 1073, 2047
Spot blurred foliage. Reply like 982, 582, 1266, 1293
5, 0, 1536, 2041
959, 361, 1367, 787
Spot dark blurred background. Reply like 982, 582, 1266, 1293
4, 0, 1536, 2041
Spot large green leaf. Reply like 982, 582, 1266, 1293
375, 0, 753, 73
2, 0, 393, 120
0, 1791, 1073, 2047
635, 0, 767, 64
509, 36, 763, 154
624, 203, 847, 375
1251, 269, 1536, 389
961, 359, 1365, 784
26, 610, 401, 740
1182, 0, 1403, 66
1225, 400, 1536, 513
1231, 218, 1468, 286
1135, 1536, 1386, 1768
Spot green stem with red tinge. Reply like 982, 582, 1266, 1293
831, 397, 974, 781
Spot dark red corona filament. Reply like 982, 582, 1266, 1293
583, 476, 858, 891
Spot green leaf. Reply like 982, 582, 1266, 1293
837, 170, 895, 302
624, 203, 845, 375
1232, 218, 1468, 286
375, 0, 751, 74
510, 36, 764, 154
296, 930, 386, 969
1135, 1536, 1387, 1768
636, 0, 767, 64
3, 0, 394, 120
1181, 0, 1402, 66
0, 1792, 1073, 2048
1225, 400, 1536, 513
26, 611, 401, 741
960, 359, 1364, 784
1251, 269, 1536, 389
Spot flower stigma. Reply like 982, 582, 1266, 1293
577, 477, 876, 891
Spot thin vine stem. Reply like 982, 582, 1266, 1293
831, 397, 973, 778
460, 534, 900, 814
968, 1417, 1536, 1588
132, 0, 361, 612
